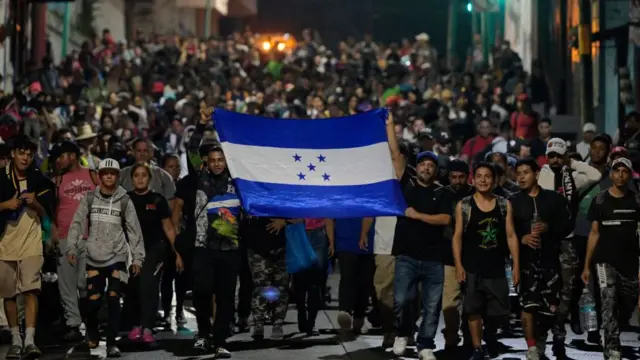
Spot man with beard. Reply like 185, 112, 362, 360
582, 157, 640, 360
452, 162, 520, 360
510, 158, 571, 360
439, 159, 473, 352
49, 141, 98, 342
392, 150, 452, 360
537, 138, 601, 357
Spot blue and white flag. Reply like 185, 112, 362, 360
213, 108, 407, 218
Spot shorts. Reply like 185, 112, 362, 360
519, 264, 562, 316
463, 272, 510, 317
0, 256, 44, 298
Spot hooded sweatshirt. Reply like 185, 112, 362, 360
66, 185, 145, 268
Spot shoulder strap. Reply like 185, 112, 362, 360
497, 196, 508, 218
86, 191, 94, 211
595, 191, 606, 205
120, 195, 130, 242
461, 197, 472, 232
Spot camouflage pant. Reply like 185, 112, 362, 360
248, 248, 290, 325
552, 238, 579, 339
596, 263, 639, 354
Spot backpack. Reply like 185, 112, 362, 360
85, 190, 130, 241
461, 195, 508, 232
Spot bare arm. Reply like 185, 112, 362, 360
385, 112, 406, 179
412, 212, 451, 226
452, 202, 464, 269
171, 197, 184, 231
505, 202, 520, 282
162, 217, 178, 254
324, 218, 335, 250
584, 221, 600, 272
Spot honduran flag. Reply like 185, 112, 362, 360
213, 108, 407, 218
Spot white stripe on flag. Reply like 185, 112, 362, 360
207, 199, 242, 209
220, 142, 395, 186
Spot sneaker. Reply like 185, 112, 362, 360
128, 326, 143, 341
469, 348, 489, 360
23, 344, 41, 359
306, 327, 320, 336
608, 350, 622, 360
64, 326, 84, 342
418, 348, 437, 360
176, 311, 187, 326
215, 346, 232, 358
193, 337, 210, 352
337, 311, 353, 331
252, 323, 265, 340
5, 345, 22, 359
526, 346, 540, 360
271, 325, 284, 340
393, 336, 408, 356
142, 329, 156, 344
107, 345, 122, 358
552, 337, 566, 358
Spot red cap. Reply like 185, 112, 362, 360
152, 81, 164, 93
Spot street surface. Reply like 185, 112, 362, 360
3, 274, 640, 359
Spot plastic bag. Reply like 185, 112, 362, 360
285, 223, 317, 274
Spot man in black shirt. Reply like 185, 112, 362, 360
439, 159, 473, 350
452, 162, 520, 360
582, 157, 640, 360
510, 158, 571, 359
391, 150, 452, 360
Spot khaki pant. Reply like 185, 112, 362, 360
0, 256, 44, 298
374, 255, 395, 335
0, 297, 7, 326
442, 265, 464, 345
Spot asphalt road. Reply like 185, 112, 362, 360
3, 275, 640, 359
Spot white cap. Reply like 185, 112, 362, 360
611, 157, 633, 171
546, 137, 567, 155
98, 158, 120, 172
582, 123, 597, 133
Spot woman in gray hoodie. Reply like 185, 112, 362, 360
66, 158, 145, 357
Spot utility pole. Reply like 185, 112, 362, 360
578, 0, 594, 124
447, 0, 459, 69
204, 0, 212, 38
61, 2, 71, 58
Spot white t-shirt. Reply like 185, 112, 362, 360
373, 216, 397, 255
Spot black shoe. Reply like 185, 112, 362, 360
470, 348, 489, 360
215, 346, 232, 358
64, 326, 84, 342
297, 311, 307, 333
193, 337, 210, 353
23, 344, 42, 359
6, 345, 23, 359
587, 331, 601, 345
306, 327, 320, 336
552, 337, 566, 359
485, 339, 500, 358
106, 345, 121, 358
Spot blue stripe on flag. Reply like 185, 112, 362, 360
213, 108, 389, 149
234, 179, 407, 218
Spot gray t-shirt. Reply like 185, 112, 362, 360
119, 164, 176, 200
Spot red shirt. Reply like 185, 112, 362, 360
461, 135, 494, 160
510, 112, 538, 139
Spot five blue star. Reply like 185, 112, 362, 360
293, 153, 302, 162
297, 172, 306, 180
317, 154, 326, 162
322, 173, 331, 181
307, 163, 316, 171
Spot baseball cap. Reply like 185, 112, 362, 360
435, 131, 451, 144
416, 150, 438, 165
611, 157, 633, 171
51, 140, 80, 157
417, 128, 434, 140
546, 138, 567, 155
98, 158, 121, 172
582, 123, 597, 133
611, 146, 628, 157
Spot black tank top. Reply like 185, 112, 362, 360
462, 197, 508, 278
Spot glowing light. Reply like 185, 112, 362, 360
467, 2, 472, 11
277, 43, 286, 51
262, 41, 271, 51
260, 286, 280, 302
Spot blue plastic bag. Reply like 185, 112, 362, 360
285, 223, 318, 274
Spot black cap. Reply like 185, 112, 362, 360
51, 140, 80, 158
417, 128, 434, 140
448, 159, 469, 174
435, 131, 451, 144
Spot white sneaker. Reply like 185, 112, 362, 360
393, 336, 408, 356
418, 348, 437, 360
526, 346, 540, 360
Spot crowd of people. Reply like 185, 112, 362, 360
0, 26, 639, 360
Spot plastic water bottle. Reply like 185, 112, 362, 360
505, 259, 516, 295
579, 288, 598, 332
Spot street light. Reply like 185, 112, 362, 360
467, 2, 472, 12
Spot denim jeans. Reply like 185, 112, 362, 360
394, 255, 444, 350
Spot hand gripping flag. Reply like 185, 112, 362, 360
213, 108, 407, 218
